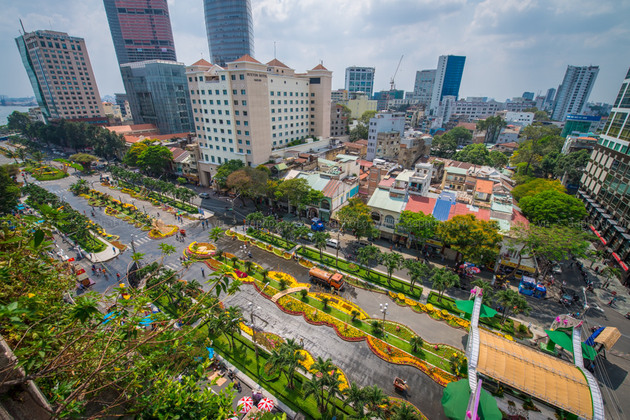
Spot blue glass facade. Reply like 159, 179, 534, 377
204, 0, 254, 67
440, 55, 465, 101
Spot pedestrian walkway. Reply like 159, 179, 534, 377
86, 236, 120, 263
579, 254, 630, 316
123, 235, 151, 250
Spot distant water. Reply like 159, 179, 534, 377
0, 106, 33, 125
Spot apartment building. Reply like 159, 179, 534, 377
366, 112, 405, 161
187, 56, 332, 185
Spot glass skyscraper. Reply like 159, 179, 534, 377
203, 0, 254, 67
103, 0, 177, 64
345, 66, 375, 98
429, 55, 466, 111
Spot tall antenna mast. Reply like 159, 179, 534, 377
19, 18, 26, 34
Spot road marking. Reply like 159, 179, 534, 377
165, 263, 180, 271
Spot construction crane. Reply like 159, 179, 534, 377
389, 55, 404, 91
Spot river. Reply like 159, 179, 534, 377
0, 106, 34, 125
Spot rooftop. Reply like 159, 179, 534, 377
266, 58, 289, 68
404, 195, 436, 215
449, 203, 491, 221
191, 58, 212, 67
445, 166, 469, 175
233, 54, 261, 64
367, 187, 407, 213
475, 179, 494, 194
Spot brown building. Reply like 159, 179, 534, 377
330, 103, 349, 137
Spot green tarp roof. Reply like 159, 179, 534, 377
455, 299, 498, 318
545, 329, 597, 361
441, 379, 502, 420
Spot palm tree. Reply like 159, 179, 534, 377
303, 357, 342, 414
495, 289, 530, 324
429, 267, 460, 302
243, 260, 254, 274
382, 252, 404, 286
602, 266, 621, 288
212, 306, 242, 351
357, 245, 381, 274
15, 148, 28, 163
260, 269, 270, 283
409, 336, 424, 353
245, 211, 264, 229
208, 227, 224, 243
404, 259, 430, 292
321, 296, 330, 310
267, 338, 304, 389
131, 252, 146, 264
350, 310, 361, 323
230, 256, 239, 268
31, 150, 45, 165
391, 402, 421, 420
215, 249, 224, 260
471, 279, 494, 304
158, 243, 176, 267
364, 385, 388, 417
370, 320, 383, 336
312, 231, 330, 260
343, 382, 368, 418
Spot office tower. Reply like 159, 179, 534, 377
188, 56, 332, 185
579, 67, 630, 278
345, 66, 375, 98
103, 0, 176, 64
120, 60, 193, 134
413, 69, 436, 106
551, 65, 599, 121
429, 55, 466, 111
366, 112, 405, 161
15, 30, 105, 121
203, 0, 254, 67
114, 92, 132, 119
521, 91, 535, 100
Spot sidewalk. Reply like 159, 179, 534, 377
85, 235, 120, 263
579, 255, 630, 316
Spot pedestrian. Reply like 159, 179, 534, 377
201, 267, 205, 278
112, 246, 116, 254
595, 266, 600, 274
157, 212, 160, 217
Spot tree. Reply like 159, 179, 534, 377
520, 189, 587, 226
208, 227, 224, 243
602, 266, 621, 288
409, 335, 424, 353
510, 126, 563, 178
476, 116, 506, 144
0, 165, 20, 214
357, 245, 381, 272
437, 214, 502, 265
276, 178, 311, 213
495, 289, 530, 323
431, 134, 458, 158
554, 149, 591, 186
267, 339, 304, 389
489, 150, 509, 169
303, 357, 342, 413
396, 210, 438, 251
276, 221, 297, 244
404, 259, 431, 292
7, 111, 31, 133
447, 126, 473, 146
343, 382, 368, 418
534, 110, 550, 122
349, 123, 368, 142
391, 402, 422, 420
360, 110, 377, 124
453, 144, 491, 166
381, 252, 404, 286
337, 198, 378, 241
137, 144, 174, 176
312, 231, 330, 260
430, 268, 460, 301
123, 140, 150, 167
363, 385, 388, 417
213, 159, 245, 188
471, 279, 494, 305
69, 153, 99, 172
511, 178, 566, 202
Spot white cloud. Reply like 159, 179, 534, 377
2, 0, 629, 104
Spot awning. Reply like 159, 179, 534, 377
441, 379, 501, 420
545, 329, 597, 361
590, 225, 607, 245
594, 327, 621, 350
612, 253, 629, 271
274, 163, 288, 171
455, 299, 498, 318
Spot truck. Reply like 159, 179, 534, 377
309, 267, 345, 291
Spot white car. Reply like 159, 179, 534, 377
326, 238, 340, 249
199, 192, 210, 199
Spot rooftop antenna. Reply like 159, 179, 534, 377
19, 18, 26, 34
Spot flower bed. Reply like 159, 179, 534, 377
298, 258, 314, 269
311, 293, 369, 320
148, 225, 178, 239
185, 241, 216, 258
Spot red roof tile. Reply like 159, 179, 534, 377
512, 209, 530, 228
378, 177, 395, 188
404, 195, 436, 215
355, 139, 368, 146
322, 179, 341, 198
311, 63, 328, 70
234, 54, 261, 64
449, 203, 491, 221
191, 58, 212, 67
475, 179, 494, 194
358, 160, 373, 168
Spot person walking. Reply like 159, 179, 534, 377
201, 267, 205, 278
116, 273, 121, 281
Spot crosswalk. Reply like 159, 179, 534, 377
164, 262, 182, 271
123, 235, 152, 249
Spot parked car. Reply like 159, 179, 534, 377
199, 192, 210, 199
326, 238, 340, 249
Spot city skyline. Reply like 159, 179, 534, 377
2, 0, 629, 104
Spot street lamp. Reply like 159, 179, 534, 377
380, 303, 388, 322
336, 222, 346, 267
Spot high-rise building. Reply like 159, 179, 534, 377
187, 56, 332, 185
103, 0, 176, 64
578, 67, 630, 278
429, 55, 466, 111
413, 69, 436, 106
521, 91, 535, 101
203, 0, 254, 67
345, 66, 375, 98
120, 60, 193, 134
551, 65, 599, 121
114, 92, 132, 119
15, 30, 105, 121
366, 112, 405, 161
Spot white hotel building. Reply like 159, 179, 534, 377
186, 55, 332, 186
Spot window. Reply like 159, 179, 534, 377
371, 212, 381, 223
239, 74, 244, 80
231, 75, 236, 80
241, 89, 246, 95
242, 100, 247, 106
384, 215, 395, 228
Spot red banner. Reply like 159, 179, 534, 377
590, 225, 607, 245
612, 252, 629, 271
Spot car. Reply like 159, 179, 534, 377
199, 192, 210, 199
326, 238, 340, 249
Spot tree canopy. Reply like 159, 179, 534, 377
226, 166, 269, 206
519, 189, 587, 226
0, 165, 20, 214
512, 178, 566, 202
349, 123, 368, 142
360, 110, 378, 124
453, 144, 491, 166
396, 210, 438, 249
69, 153, 99, 172
476, 116, 506, 144
214, 159, 245, 188
337, 198, 378, 241
437, 214, 502, 264
136, 144, 174, 176
553, 149, 591, 186
431, 134, 458, 158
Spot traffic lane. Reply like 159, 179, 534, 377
222, 285, 447, 420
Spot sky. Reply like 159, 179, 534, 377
2, 0, 630, 104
